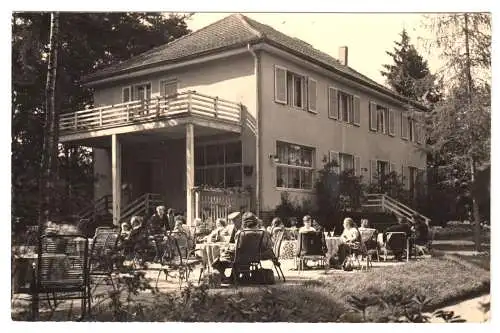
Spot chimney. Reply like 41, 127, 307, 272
338, 46, 348, 66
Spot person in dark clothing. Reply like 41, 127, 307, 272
412, 214, 429, 246
166, 208, 176, 231
148, 205, 169, 235
383, 216, 413, 260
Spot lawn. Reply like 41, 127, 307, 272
82, 254, 489, 322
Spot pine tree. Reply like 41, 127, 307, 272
381, 29, 439, 103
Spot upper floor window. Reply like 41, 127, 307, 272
369, 101, 395, 136
401, 113, 424, 144
160, 79, 178, 97
122, 83, 151, 103
274, 65, 317, 113
328, 87, 360, 126
275, 141, 315, 190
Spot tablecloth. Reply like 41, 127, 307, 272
325, 237, 343, 258
279, 240, 298, 259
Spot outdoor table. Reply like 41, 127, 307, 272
325, 237, 343, 258
196, 242, 232, 272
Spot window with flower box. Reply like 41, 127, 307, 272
275, 141, 315, 190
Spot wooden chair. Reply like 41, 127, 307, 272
34, 234, 90, 320
296, 231, 327, 272
359, 228, 379, 264
271, 229, 286, 282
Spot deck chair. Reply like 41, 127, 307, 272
35, 234, 90, 320
380, 232, 407, 261
270, 229, 286, 282
231, 230, 265, 287
359, 228, 379, 263
170, 231, 203, 284
89, 228, 120, 294
296, 231, 327, 272
152, 234, 199, 289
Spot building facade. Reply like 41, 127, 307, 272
59, 14, 427, 225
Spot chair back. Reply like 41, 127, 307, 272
385, 232, 407, 252
233, 230, 265, 265
170, 231, 191, 258
360, 228, 377, 243
90, 228, 119, 270
272, 229, 285, 258
37, 234, 88, 290
297, 231, 324, 256
160, 234, 183, 265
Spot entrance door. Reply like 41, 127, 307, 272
136, 160, 163, 197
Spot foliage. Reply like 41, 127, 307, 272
12, 13, 191, 225
314, 158, 364, 228
422, 13, 491, 251
381, 29, 440, 104
273, 192, 314, 227
366, 171, 410, 206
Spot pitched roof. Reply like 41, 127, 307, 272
84, 14, 424, 109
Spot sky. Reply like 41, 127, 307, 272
186, 13, 444, 87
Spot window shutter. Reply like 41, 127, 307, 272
307, 78, 317, 113
369, 102, 377, 131
353, 96, 360, 126
417, 123, 424, 144
328, 87, 338, 120
329, 151, 340, 174
389, 162, 396, 175
274, 65, 287, 104
370, 160, 378, 184
401, 113, 409, 140
354, 156, 361, 176
401, 165, 409, 189
122, 86, 131, 103
388, 109, 395, 136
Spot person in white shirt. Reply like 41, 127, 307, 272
298, 215, 316, 233
337, 217, 361, 267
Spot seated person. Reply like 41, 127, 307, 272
358, 218, 378, 250
147, 205, 169, 235
212, 212, 275, 280
298, 215, 317, 233
172, 215, 194, 250
337, 217, 361, 266
383, 216, 413, 260
412, 214, 429, 246
268, 217, 285, 242
120, 216, 149, 257
207, 218, 229, 243
312, 219, 324, 232
226, 211, 242, 244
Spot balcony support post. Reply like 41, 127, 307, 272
185, 123, 194, 227
111, 134, 122, 225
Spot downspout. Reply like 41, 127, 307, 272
248, 44, 261, 215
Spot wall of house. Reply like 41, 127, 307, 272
92, 53, 258, 205
258, 51, 427, 212
93, 148, 112, 200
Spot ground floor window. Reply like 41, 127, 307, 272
195, 141, 242, 188
275, 141, 315, 190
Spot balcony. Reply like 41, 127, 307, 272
59, 91, 243, 142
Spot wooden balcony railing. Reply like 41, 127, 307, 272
59, 91, 243, 133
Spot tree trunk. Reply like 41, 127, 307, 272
38, 12, 60, 228
463, 13, 481, 252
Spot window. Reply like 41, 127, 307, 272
122, 87, 131, 103
339, 91, 353, 123
369, 101, 390, 134
276, 141, 314, 190
133, 83, 151, 101
339, 153, 354, 173
409, 118, 415, 142
370, 159, 389, 184
160, 79, 177, 97
287, 72, 305, 108
328, 88, 360, 125
194, 141, 242, 188
274, 65, 317, 113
